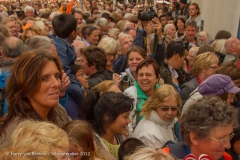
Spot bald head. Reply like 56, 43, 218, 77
164, 24, 176, 38
2, 36, 23, 58
73, 40, 87, 58
225, 38, 240, 54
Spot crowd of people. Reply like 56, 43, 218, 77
0, 0, 239, 159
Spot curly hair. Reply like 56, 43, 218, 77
21, 25, 46, 42
180, 96, 238, 145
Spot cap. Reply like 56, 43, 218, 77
198, 74, 240, 95
179, 0, 187, 4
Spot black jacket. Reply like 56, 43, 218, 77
88, 70, 113, 89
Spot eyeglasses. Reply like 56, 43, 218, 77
76, 73, 86, 77
210, 133, 235, 145
231, 41, 240, 46
137, 73, 155, 78
107, 53, 117, 57
159, 106, 179, 112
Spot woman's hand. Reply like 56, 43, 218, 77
112, 73, 122, 86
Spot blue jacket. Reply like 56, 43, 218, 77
53, 37, 83, 104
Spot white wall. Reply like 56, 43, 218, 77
191, 0, 240, 40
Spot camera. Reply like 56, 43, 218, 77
138, 7, 158, 21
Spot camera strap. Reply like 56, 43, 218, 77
141, 22, 147, 51
152, 30, 158, 57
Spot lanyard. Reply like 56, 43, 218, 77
185, 145, 191, 155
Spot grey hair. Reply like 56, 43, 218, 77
98, 37, 117, 54
2, 36, 23, 58
185, 20, 198, 31
81, 24, 99, 39
25, 36, 52, 51
24, 5, 34, 13
49, 11, 61, 21
164, 24, 175, 34
96, 18, 107, 27
124, 13, 133, 20
180, 96, 238, 145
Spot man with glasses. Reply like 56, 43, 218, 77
224, 37, 240, 63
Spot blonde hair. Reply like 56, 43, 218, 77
98, 37, 117, 54
10, 120, 69, 153
142, 84, 182, 118
198, 31, 210, 45
124, 147, 175, 160
191, 52, 219, 76
188, 46, 199, 58
210, 39, 227, 54
117, 20, 126, 32
91, 80, 116, 92
117, 32, 133, 50
21, 25, 46, 42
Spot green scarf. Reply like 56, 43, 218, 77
134, 81, 159, 120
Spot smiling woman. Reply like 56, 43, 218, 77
124, 57, 160, 135
0, 50, 70, 149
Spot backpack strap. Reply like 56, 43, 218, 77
168, 142, 187, 159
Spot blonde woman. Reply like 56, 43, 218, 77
186, 46, 200, 70
133, 84, 181, 149
124, 147, 174, 160
98, 37, 118, 71
180, 52, 219, 104
21, 25, 46, 42
211, 39, 227, 55
10, 120, 69, 159
197, 31, 210, 46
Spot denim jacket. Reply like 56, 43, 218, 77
53, 36, 83, 104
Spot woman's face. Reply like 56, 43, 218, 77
15, 23, 21, 33
203, 62, 218, 78
137, 64, 158, 96
198, 35, 206, 44
29, 61, 61, 111
155, 96, 178, 122
86, 29, 99, 45
128, 51, 144, 72
192, 123, 233, 160
177, 19, 184, 29
187, 51, 195, 66
106, 53, 117, 67
107, 111, 131, 135
75, 68, 89, 89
